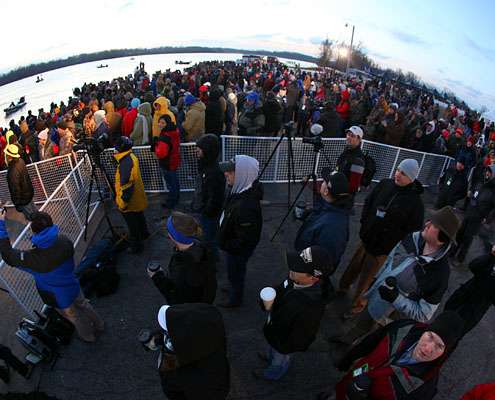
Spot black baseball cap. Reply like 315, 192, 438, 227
321, 167, 349, 197
286, 246, 332, 277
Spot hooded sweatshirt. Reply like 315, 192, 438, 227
161, 303, 230, 400
103, 101, 122, 135
152, 96, 176, 137
130, 102, 152, 145
230, 155, 259, 194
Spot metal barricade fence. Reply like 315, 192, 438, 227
0, 154, 76, 206
0, 136, 453, 317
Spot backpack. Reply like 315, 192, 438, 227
361, 152, 377, 187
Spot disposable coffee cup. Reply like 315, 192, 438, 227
260, 287, 276, 311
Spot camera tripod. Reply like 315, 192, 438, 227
258, 122, 297, 207
270, 136, 333, 242
82, 150, 116, 241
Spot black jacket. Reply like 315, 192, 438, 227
192, 134, 225, 219
263, 280, 325, 354
262, 97, 283, 134
319, 109, 344, 138
7, 158, 34, 206
444, 253, 495, 335
160, 303, 230, 400
435, 167, 468, 209
360, 178, 424, 256
205, 91, 224, 136
152, 240, 217, 305
218, 183, 263, 256
466, 177, 495, 221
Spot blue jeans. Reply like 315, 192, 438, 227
160, 168, 180, 209
263, 346, 291, 380
226, 252, 251, 305
200, 215, 219, 258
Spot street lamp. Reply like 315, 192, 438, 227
344, 23, 355, 75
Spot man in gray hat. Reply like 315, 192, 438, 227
330, 206, 460, 349
338, 158, 424, 318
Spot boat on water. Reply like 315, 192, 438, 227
97, 64, 109, 68
130, 57, 135, 60
4, 97, 27, 115
175, 60, 191, 65
36, 75, 44, 83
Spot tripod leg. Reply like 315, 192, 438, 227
271, 176, 312, 242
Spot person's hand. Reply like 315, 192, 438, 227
378, 277, 399, 303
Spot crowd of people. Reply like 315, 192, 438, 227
0, 58, 494, 399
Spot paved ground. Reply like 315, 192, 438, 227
2, 183, 494, 399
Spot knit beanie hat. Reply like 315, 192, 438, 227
184, 94, 198, 106
131, 98, 141, 109
398, 159, 419, 181
427, 311, 465, 350
31, 212, 53, 234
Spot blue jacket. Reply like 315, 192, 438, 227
0, 221, 80, 309
294, 198, 350, 272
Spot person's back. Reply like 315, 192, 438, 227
7, 154, 34, 208
183, 98, 206, 142
205, 89, 224, 136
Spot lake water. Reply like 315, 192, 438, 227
0, 52, 316, 128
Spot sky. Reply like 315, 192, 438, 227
2, 0, 495, 119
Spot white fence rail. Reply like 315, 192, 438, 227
0, 136, 453, 317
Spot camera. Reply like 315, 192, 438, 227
302, 136, 324, 150
73, 133, 109, 157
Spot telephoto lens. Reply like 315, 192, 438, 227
147, 261, 161, 273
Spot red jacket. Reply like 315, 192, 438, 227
122, 108, 138, 137
336, 320, 446, 400
153, 128, 181, 171
461, 383, 495, 400
336, 90, 350, 121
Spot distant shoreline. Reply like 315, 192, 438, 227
0, 46, 317, 87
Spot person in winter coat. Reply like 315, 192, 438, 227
91, 111, 109, 146
320, 311, 464, 400
457, 137, 477, 170
190, 134, 225, 255
205, 88, 225, 136
444, 245, 495, 338
122, 98, 141, 137
130, 102, 152, 145
148, 212, 217, 304
151, 303, 230, 400
294, 170, 351, 299
454, 165, 495, 264
461, 383, 495, 400
218, 155, 263, 307
253, 246, 330, 381
19, 121, 39, 163
238, 91, 265, 136
336, 126, 367, 196
285, 77, 300, 122
383, 111, 407, 147
151, 114, 181, 209
318, 103, 345, 138
225, 92, 238, 135
338, 159, 425, 317
0, 211, 104, 342
332, 206, 459, 348
152, 96, 176, 138
5, 144, 37, 220
336, 90, 350, 126
262, 91, 283, 136
434, 158, 468, 209
103, 101, 122, 137
183, 95, 206, 142
114, 136, 149, 254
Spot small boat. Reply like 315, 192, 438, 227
36, 75, 44, 83
4, 97, 27, 115
175, 60, 191, 65
130, 57, 135, 60
97, 64, 109, 68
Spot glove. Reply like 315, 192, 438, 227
378, 276, 398, 303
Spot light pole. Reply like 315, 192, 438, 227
345, 23, 355, 75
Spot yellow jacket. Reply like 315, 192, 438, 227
114, 150, 148, 212
152, 96, 176, 137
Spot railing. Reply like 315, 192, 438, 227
0, 136, 453, 317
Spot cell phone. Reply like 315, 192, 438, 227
352, 363, 369, 377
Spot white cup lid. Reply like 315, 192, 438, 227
260, 287, 276, 301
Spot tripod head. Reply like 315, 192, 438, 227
302, 135, 324, 151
